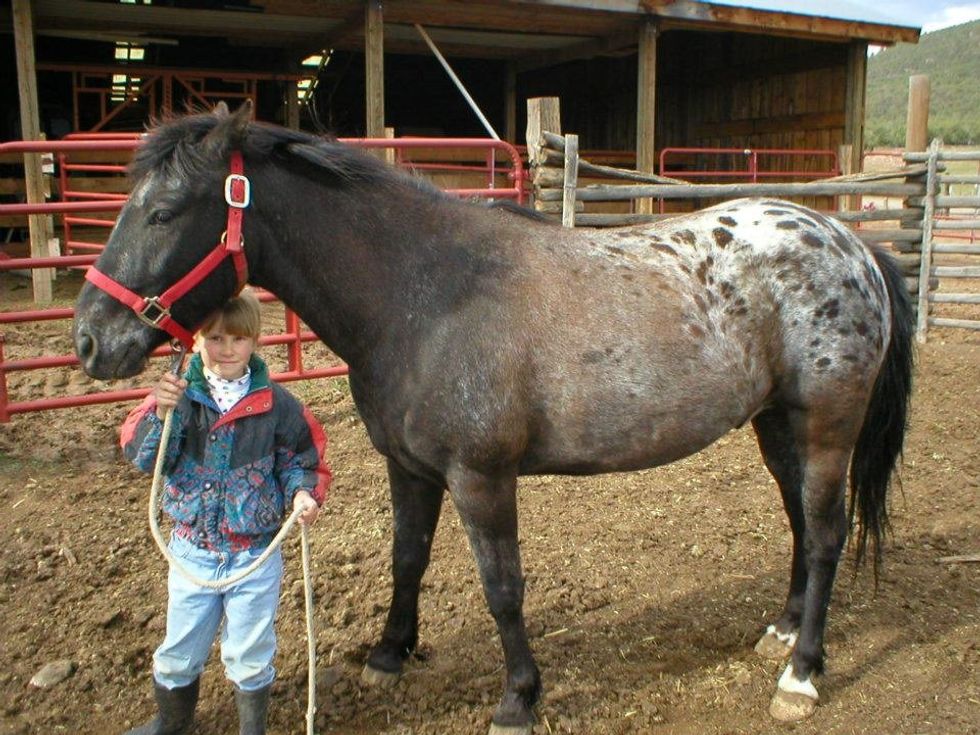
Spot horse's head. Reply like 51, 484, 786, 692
73, 103, 253, 379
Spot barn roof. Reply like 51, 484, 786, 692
12, 0, 921, 64
707, 0, 917, 30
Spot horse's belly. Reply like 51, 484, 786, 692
521, 369, 766, 475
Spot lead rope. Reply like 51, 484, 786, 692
149, 345, 317, 734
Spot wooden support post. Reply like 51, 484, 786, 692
12, 0, 53, 303
844, 41, 867, 212
915, 138, 940, 343
504, 61, 517, 144
562, 134, 579, 228
837, 144, 853, 212
364, 0, 385, 138
286, 80, 300, 129
906, 75, 930, 153
635, 20, 658, 215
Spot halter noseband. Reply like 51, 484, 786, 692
85, 150, 251, 348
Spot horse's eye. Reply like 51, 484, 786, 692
149, 209, 173, 225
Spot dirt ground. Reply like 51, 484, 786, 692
0, 269, 977, 735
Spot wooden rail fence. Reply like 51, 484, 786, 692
526, 99, 979, 343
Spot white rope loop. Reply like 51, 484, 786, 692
151, 406, 317, 733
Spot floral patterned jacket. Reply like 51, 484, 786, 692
121, 353, 331, 552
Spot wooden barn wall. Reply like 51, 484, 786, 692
516, 56, 638, 156
516, 30, 849, 174
657, 31, 849, 172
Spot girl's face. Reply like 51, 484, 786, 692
198, 322, 256, 380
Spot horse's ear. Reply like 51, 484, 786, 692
202, 100, 252, 156
228, 101, 252, 143
213, 101, 230, 118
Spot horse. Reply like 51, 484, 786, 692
73, 103, 914, 733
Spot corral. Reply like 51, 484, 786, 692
1, 2, 978, 734
0, 268, 977, 735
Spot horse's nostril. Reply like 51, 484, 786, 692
76, 331, 96, 363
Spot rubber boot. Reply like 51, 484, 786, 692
234, 684, 271, 735
123, 677, 199, 735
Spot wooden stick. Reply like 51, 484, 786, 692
936, 554, 980, 564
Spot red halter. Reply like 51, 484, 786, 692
85, 151, 251, 348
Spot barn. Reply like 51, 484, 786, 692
4, 0, 919, 172
4, 6, 980, 735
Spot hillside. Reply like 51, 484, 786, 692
866, 19, 980, 147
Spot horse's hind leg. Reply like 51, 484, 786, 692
363, 459, 445, 685
752, 407, 807, 660
448, 465, 540, 735
765, 409, 854, 722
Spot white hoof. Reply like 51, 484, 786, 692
360, 664, 400, 688
754, 625, 797, 660
488, 724, 533, 735
770, 663, 818, 721
769, 689, 818, 721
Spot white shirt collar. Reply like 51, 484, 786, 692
203, 365, 251, 414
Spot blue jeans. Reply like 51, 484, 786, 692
152, 533, 283, 692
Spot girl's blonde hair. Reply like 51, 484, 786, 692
198, 289, 262, 339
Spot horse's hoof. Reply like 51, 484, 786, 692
754, 625, 796, 660
769, 689, 817, 722
360, 664, 400, 688
488, 724, 533, 735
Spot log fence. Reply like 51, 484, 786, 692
526, 98, 979, 343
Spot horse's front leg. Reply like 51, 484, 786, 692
449, 465, 540, 735
363, 458, 445, 685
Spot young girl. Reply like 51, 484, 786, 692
120, 290, 331, 735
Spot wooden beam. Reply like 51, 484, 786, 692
12, 0, 53, 304
635, 19, 657, 215
286, 80, 300, 129
364, 0, 384, 138
651, 2, 920, 45
514, 28, 638, 73
504, 61, 517, 144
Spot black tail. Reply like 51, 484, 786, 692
849, 246, 915, 576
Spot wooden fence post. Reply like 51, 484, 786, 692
526, 97, 562, 212
905, 76, 930, 154
915, 138, 940, 343
562, 134, 579, 228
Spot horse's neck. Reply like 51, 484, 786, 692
252, 174, 482, 374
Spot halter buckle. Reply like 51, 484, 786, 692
137, 296, 172, 328
220, 230, 245, 249
224, 173, 251, 208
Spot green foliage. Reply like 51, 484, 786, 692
866, 20, 980, 147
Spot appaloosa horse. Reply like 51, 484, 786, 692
73, 104, 913, 732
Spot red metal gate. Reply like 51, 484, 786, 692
0, 135, 526, 421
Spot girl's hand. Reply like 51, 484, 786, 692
293, 490, 320, 526
154, 372, 188, 419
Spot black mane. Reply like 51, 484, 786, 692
130, 111, 446, 200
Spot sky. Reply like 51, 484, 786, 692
710, 1, 980, 32
872, 0, 980, 32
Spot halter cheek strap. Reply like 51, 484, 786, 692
85, 150, 251, 349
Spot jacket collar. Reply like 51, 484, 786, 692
185, 352, 270, 395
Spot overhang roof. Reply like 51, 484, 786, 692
8, 0, 921, 65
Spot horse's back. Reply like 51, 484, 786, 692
499, 198, 893, 473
